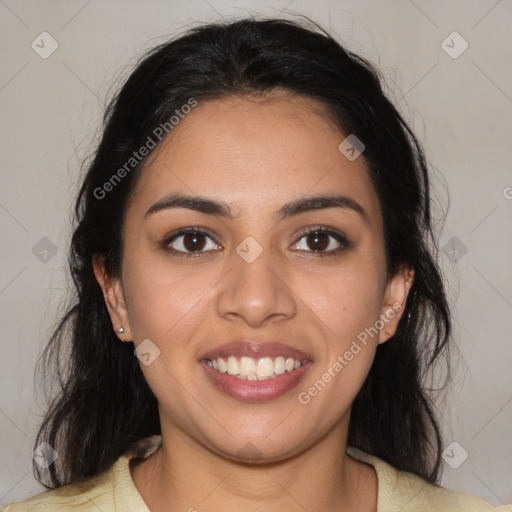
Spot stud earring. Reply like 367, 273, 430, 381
116, 327, 124, 334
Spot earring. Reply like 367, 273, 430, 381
116, 327, 124, 334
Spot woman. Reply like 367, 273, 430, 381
4, 16, 509, 512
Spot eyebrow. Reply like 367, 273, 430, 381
144, 192, 369, 224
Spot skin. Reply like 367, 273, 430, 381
94, 89, 414, 512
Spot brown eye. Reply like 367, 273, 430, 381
164, 228, 220, 257
182, 232, 207, 251
305, 231, 330, 251
291, 227, 349, 256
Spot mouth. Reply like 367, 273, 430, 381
199, 340, 313, 402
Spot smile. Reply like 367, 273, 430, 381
204, 356, 305, 380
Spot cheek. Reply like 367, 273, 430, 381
304, 261, 385, 345
296, 270, 382, 427
120, 249, 212, 344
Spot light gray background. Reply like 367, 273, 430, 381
1, 0, 511, 508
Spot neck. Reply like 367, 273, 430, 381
131, 420, 377, 512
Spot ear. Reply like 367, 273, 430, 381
378, 263, 415, 344
92, 254, 133, 342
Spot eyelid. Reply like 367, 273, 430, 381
164, 226, 217, 242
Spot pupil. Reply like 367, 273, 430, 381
308, 232, 328, 251
184, 232, 205, 252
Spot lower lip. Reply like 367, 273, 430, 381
200, 360, 313, 402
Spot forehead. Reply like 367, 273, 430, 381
127, 91, 381, 225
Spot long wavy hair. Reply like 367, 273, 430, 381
34, 16, 451, 488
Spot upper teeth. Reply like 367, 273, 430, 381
206, 356, 303, 379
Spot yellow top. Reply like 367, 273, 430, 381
4, 435, 510, 511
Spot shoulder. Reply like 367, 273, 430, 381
3, 460, 119, 511
3, 435, 162, 512
347, 446, 510, 512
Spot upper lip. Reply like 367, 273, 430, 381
199, 340, 313, 362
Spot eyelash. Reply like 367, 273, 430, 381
162, 226, 351, 259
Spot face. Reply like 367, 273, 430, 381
95, 90, 413, 462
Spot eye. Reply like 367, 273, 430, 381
291, 226, 350, 257
163, 226, 350, 259
163, 228, 221, 258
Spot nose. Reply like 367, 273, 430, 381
215, 241, 297, 328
